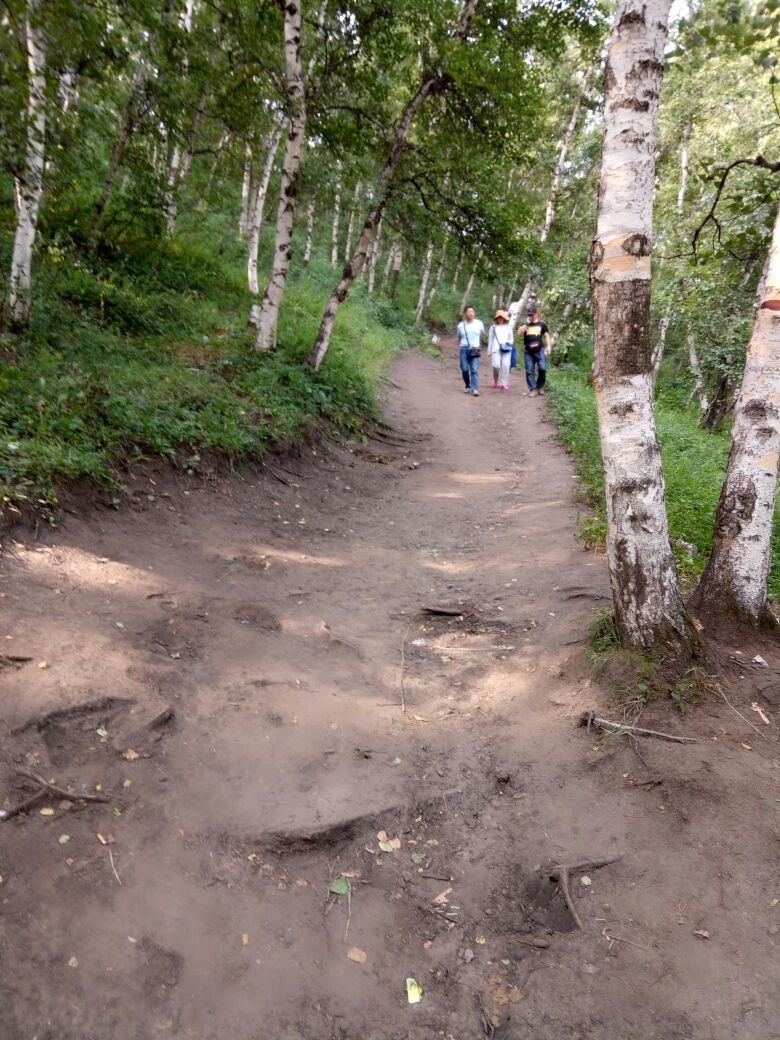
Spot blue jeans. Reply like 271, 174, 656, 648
524, 348, 547, 391
460, 346, 479, 391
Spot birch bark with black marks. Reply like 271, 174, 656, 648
367, 217, 383, 295
651, 302, 671, 384
247, 119, 285, 314
331, 172, 341, 266
302, 199, 315, 266
164, 0, 197, 236
415, 242, 434, 322
590, 0, 688, 650
692, 199, 780, 625
255, 0, 306, 352
91, 61, 148, 238
9, 0, 47, 324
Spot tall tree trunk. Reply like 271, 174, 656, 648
426, 234, 449, 309
676, 117, 691, 220
306, 0, 481, 372
344, 181, 362, 263
205, 130, 232, 197
59, 68, 78, 113
451, 246, 464, 292
651, 301, 671, 385
551, 299, 573, 348
367, 217, 383, 295
239, 144, 253, 236
331, 173, 341, 266
459, 249, 483, 315
382, 241, 398, 291
91, 62, 148, 238
686, 331, 708, 413
388, 245, 403, 299
247, 120, 285, 309
302, 199, 315, 266
415, 242, 434, 321
255, 0, 306, 352
691, 200, 780, 624
9, 0, 47, 324
166, 93, 206, 236
590, 0, 687, 650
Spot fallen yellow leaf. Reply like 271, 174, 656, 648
68, 956, 78, 968
475, 935, 486, 945
347, 947, 367, 964
39, 807, 55, 817
242, 933, 249, 946
122, 749, 140, 761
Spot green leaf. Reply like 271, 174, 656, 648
329, 875, 349, 896
411, 852, 426, 864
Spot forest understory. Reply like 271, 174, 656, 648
1, 342, 778, 1040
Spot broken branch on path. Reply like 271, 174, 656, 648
580, 712, 696, 744
0, 767, 110, 820
549, 856, 622, 930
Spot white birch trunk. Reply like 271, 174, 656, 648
451, 246, 464, 291
255, 0, 306, 352
426, 234, 449, 309
9, 0, 47, 324
344, 181, 362, 263
247, 120, 284, 301
651, 301, 671, 385
590, 0, 687, 650
166, 94, 206, 236
459, 250, 483, 315
367, 217, 383, 295
676, 117, 691, 220
382, 241, 398, 291
307, 0, 482, 371
205, 130, 232, 196
551, 299, 573, 347
302, 199, 315, 266
331, 174, 341, 266
687, 332, 708, 413
693, 199, 780, 624
415, 243, 434, 322
239, 145, 253, 237
59, 68, 78, 113
388, 244, 403, 299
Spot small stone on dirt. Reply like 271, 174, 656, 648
463, 948, 475, 963
347, 947, 367, 964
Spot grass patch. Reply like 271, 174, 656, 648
0, 225, 420, 523
548, 366, 780, 597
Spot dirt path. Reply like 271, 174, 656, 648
2, 340, 779, 1039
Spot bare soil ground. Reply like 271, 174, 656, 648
1, 341, 779, 1040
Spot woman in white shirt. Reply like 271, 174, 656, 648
487, 310, 514, 391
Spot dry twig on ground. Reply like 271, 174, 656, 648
550, 856, 622, 929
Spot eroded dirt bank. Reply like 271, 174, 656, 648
1, 342, 779, 1039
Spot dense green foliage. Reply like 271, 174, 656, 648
548, 364, 780, 597
0, 218, 420, 519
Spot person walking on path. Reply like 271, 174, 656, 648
518, 304, 552, 397
457, 305, 485, 397
487, 309, 514, 390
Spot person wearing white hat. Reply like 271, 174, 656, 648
487, 309, 514, 391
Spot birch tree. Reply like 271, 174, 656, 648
590, 0, 689, 649
247, 119, 285, 322
331, 172, 342, 266
307, 0, 483, 372
255, 0, 306, 352
8, 0, 47, 324
692, 198, 780, 625
415, 242, 434, 322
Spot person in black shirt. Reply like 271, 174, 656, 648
517, 304, 552, 397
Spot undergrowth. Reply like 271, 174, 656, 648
548, 366, 780, 598
0, 219, 423, 522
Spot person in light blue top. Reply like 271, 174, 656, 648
456, 306, 485, 397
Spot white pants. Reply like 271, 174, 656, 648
495, 350, 511, 386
